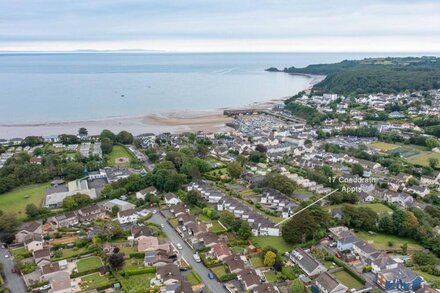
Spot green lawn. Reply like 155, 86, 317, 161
10, 247, 31, 259
332, 270, 364, 289
52, 247, 89, 261
326, 203, 392, 215
76, 256, 103, 273
123, 258, 144, 270
250, 256, 264, 268
210, 221, 227, 233
80, 273, 113, 290
108, 145, 135, 167
211, 265, 227, 278
118, 273, 155, 291
355, 232, 423, 251
251, 236, 295, 254
408, 152, 440, 167
264, 271, 278, 283
370, 142, 399, 151
169, 218, 178, 227
186, 271, 202, 285
0, 183, 50, 218
414, 270, 440, 283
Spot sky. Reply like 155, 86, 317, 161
1, 0, 440, 52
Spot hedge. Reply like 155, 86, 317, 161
219, 273, 237, 282
70, 267, 101, 278
281, 267, 296, 280
325, 256, 366, 285
122, 267, 156, 276
129, 252, 145, 259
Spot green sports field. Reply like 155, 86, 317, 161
0, 183, 50, 218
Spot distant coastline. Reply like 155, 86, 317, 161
0, 74, 322, 138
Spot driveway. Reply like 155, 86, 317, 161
149, 213, 227, 293
0, 247, 27, 293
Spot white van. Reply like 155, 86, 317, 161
193, 253, 201, 263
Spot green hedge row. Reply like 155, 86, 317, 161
70, 267, 102, 278
129, 252, 145, 259
121, 267, 156, 276
219, 273, 237, 282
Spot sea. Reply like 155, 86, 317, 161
0, 52, 436, 124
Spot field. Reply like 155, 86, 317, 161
326, 203, 392, 215
250, 256, 264, 267
210, 221, 227, 233
264, 271, 278, 283
370, 142, 399, 151
186, 271, 202, 285
80, 273, 113, 290
414, 270, 440, 283
0, 183, 50, 218
108, 145, 135, 167
355, 232, 423, 251
332, 270, 364, 289
211, 265, 227, 278
408, 152, 440, 167
118, 273, 155, 291
52, 247, 89, 261
76, 256, 103, 273
251, 236, 295, 254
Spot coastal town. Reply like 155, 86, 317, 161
2, 88, 440, 293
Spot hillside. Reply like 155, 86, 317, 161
267, 57, 440, 95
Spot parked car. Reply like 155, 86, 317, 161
177, 243, 183, 250
208, 272, 215, 279
39, 284, 51, 291
4, 254, 9, 258
160, 224, 165, 228
153, 210, 157, 214
193, 253, 201, 263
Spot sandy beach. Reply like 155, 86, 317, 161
0, 74, 325, 138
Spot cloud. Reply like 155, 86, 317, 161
0, 0, 439, 51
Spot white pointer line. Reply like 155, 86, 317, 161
274, 188, 339, 227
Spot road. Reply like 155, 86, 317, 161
0, 247, 27, 293
149, 212, 227, 293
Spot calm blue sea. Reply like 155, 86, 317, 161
0, 52, 436, 124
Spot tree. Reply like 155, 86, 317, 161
0, 213, 19, 233
100, 129, 116, 142
249, 151, 266, 163
291, 278, 306, 293
426, 137, 439, 149
282, 210, 320, 244
227, 161, 243, 179
25, 203, 40, 219
108, 253, 125, 269
429, 158, 439, 169
237, 221, 252, 240
116, 131, 134, 144
112, 205, 120, 217
401, 243, 408, 255
351, 163, 364, 176
64, 162, 85, 180
101, 137, 114, 154
78, 128, 88, 137
255, 144, 268, 153
264, 172, 296, 195
263, 251, 277, 267
0, 233, 15, 245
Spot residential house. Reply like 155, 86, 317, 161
376, 263, 423, 292
224, 255, 246, 274
290, 249, 327, 277
237, 268, 261, 291
164, 192, 181, 206
117, 209, 139, 224
314, 272, 349, 293
136, 186, 158, 200
33, 248, 51, 267
24, 234, 44, 252
51, 212, 78, 228
103, 199, 136, 213
209, 242, 232, 261
77, 204, 106, 222
15, 221, 42, 243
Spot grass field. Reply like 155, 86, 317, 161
326, 203, 392, 215
0, 183, 50, 218
52, 247, 89, 261
118, 273, 155, 291
355, 232, 423, 251
76, 256, 103, 273
210, 221, 227, 233
186, 271, 202, 285
80, 273, 113, 290
251, 236, 295, 254
332, 270, 364, 289
211, 265, 227, 278
414, 270, 440, 283
108, 145, 135, 167
264, 271, 278, 283
370, 142, 399, 151
408, 152, 440, 167
250, 256, 264, 267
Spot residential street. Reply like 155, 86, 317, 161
149, 212, 228, 293
0, 247, 27, 293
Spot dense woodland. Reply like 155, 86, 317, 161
268, 57, 440, 95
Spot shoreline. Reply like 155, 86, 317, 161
0, 74, 324, 138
